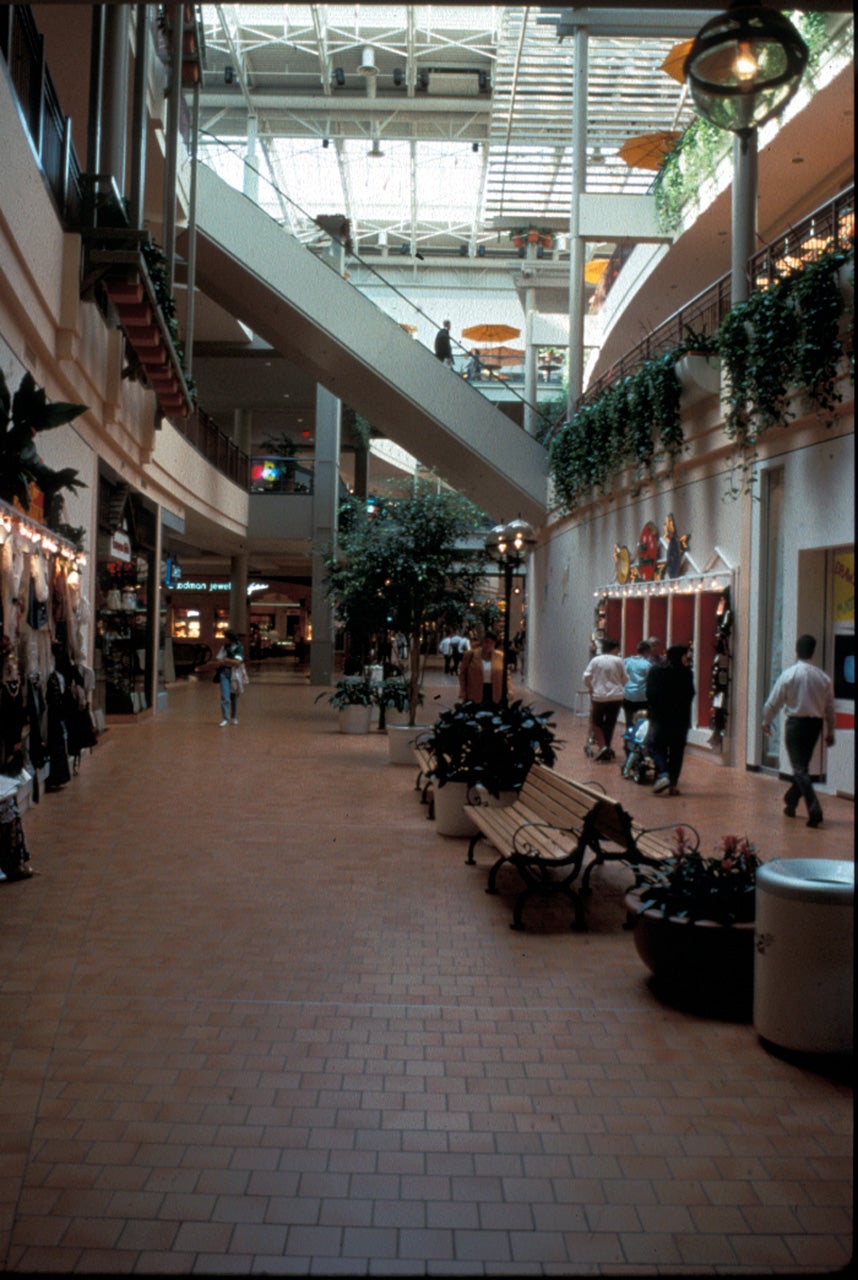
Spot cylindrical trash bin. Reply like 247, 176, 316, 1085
754, 858, 853, 1054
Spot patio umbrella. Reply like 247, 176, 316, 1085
480, 345, 526, 366
461, 323, 521, 344
661, 39, 693, 85
618, 130, 682, 171
584, 258, 609, 285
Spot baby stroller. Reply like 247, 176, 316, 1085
621, 711, 653, 784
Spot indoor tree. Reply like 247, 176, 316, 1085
324, 479, 486, 724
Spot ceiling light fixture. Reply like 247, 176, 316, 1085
358, 46, 378, 76
683, 3, 808, 135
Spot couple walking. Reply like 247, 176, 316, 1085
583, 638, 693, 793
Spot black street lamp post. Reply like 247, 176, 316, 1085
484, 517, 537, 703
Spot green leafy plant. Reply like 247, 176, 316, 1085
315, 676, 374, 709
0, 370, 87, 520
548, 343, 689, 512
423, 699, 559, 797
140, 238, 196, 398
717, 242, 852, 491
628, 829, 760, 926
653, 118, 731, 235
324, 480, 486, 725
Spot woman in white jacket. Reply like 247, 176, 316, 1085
582, 638, 627, 761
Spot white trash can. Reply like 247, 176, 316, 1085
754, 859, 854, 1054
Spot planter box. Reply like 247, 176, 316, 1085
387, 721, 430, 763
433, 780, 478, 837
625, 891, 754, 1018
676, 353, 720, 407
338, 704, 372, 734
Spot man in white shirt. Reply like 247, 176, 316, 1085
762, 634, 836, 828
582, 638, 627, 761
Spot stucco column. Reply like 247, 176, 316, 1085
234, 407, 253, 456
230, 553, 249, 640
523, 246, 538, 436
732, 131, 758, 305
310, 237, 345, 686
567, 25, 588, 417
102, 5, 129, 197
245, 115, 259, 203
129, 5, 149, 228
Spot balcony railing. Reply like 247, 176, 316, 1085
583, 184, 854, 408
182, 409, 249, 489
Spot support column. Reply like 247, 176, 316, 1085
184, 80, 201, 377
129, 4, 149, 228
102, 5, 130, 197
245, 115, 259, 203
151, 507, 166, 712
230, 553, 249, 640
567, 25, 589, 418
234, 408, 253, 457
731, 131, 758, 305
86, 7, 105, 186
523, 244, 538, 436
162, 2, 184, 290
310, 236, 345, 686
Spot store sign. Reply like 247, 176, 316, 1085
170, 580, 270, 595
110, 530, 132, 563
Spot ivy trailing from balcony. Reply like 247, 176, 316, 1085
653, 119, 730, 235
717, 242, 852, 483
548, 239, 852, 512
140, 239, 196, 398
549, 343, 690, 512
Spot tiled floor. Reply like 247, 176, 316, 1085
0, 664, 852, 1275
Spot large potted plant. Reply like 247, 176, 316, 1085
316, 676, 375, 734
624, 829, 760, 1016
423, 699, 559, 836
324, 481, 485, 731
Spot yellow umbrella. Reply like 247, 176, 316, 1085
461, 323, 521, 344
584, 258, 609, 285
618, 131, 682, 171
661, 39, 693, 85
399, 322, 417, 333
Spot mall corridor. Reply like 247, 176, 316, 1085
0, 665, 853, 1274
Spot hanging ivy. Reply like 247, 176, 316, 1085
547, 241, 852, 512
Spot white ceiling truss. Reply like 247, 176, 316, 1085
194, 4, 842, 257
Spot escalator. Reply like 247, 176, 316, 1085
189, 162, 548, 526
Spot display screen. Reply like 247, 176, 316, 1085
833, 633, 854, 702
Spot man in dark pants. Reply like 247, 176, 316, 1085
434, 319, 453, 366
762, 633, 836, 828
646, 643, 695, 795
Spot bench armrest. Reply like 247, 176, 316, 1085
628, 822, 701, 870
511, 819, 580, 859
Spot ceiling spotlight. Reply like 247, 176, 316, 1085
322, 137, 330, 148
419, 69, 429, 90
684, 4, 808, 135
459, 244, 469, 257
393, 67, 404, 87
476, 244, 486, 257
471, 141, 479, 153
224, 65, 234, 85
358, 46, 378, 76
333, 66, 345, 86
399, 243, 409, 255
368, 138, 385, 158
478, 70, 489, 91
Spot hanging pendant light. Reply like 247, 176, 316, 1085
683, 3, 808, 135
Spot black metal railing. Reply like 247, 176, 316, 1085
180, 408, 249, 489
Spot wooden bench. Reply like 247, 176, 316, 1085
466, 762, 698, 931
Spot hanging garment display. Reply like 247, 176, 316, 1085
44, 667, 71, 791
709, 586, 733, 749
0, 791, 32, 881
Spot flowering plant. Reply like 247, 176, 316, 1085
628, 829, 760, 926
